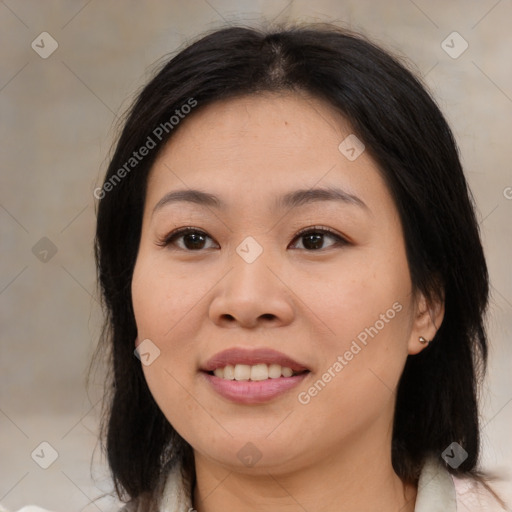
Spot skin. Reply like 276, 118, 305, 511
131, 91, 444, 512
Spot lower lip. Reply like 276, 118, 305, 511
201, 371, 309, 404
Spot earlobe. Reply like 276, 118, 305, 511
408, 291, 445, 355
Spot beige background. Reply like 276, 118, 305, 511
1, 1, 511, 510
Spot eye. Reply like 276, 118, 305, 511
158, 227, 218, 251
158, 225, 348, 252
289, 226, 348, 251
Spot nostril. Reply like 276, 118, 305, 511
260, 314, 275, 321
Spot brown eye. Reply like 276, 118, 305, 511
290, 227, 348, 251
160, 228, 217, 251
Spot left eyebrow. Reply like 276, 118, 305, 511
276, 186, 369, 212
152, 186, 369, 216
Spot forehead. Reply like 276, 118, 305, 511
157, 91, 351, 156
145, 92, 389, 215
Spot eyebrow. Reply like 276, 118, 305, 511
152, 186, 369, 215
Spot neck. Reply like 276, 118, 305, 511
192, 435, 417, 512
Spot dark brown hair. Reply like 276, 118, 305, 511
93, 22, 497, 507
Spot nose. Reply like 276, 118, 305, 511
208, 247, 295, 329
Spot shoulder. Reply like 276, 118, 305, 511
452, 474, 509, 511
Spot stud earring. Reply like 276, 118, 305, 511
419, 336, 430, 345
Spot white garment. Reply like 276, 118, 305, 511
1, 457, 507, 511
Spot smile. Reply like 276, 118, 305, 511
209, 363, 306, 381
200, 348, 311, 404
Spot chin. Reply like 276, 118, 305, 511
191, 431, 306, 473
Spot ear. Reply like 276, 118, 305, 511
408, 289, 445, 355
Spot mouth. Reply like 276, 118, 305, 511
200, 347, 311, 404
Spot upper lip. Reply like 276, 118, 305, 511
201, 347, 309, 373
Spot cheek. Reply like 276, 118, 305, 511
142, 362, 212, 450
303, 249, 411, 346
131, 252, 206, 340
296, 303, 411, 438
132, 255, 211, 443
299, 247, 413, 402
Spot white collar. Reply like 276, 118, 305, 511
159, 456, 457, 511
414, 455, 457, 511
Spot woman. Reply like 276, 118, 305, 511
91, 23, 507, 511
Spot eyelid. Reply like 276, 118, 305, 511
292, 225, 344, 240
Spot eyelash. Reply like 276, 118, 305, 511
157, 225, 349, 252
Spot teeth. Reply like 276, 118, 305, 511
234, 364, 251, 381
268, 364, 282, 379
212, 363, 298, 381
213, 367, 225, 378
250, 363, 268, 381
223, 364, 235, 380
281, 366, 293, 377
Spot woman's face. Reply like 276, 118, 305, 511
131, 92, 437, 474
